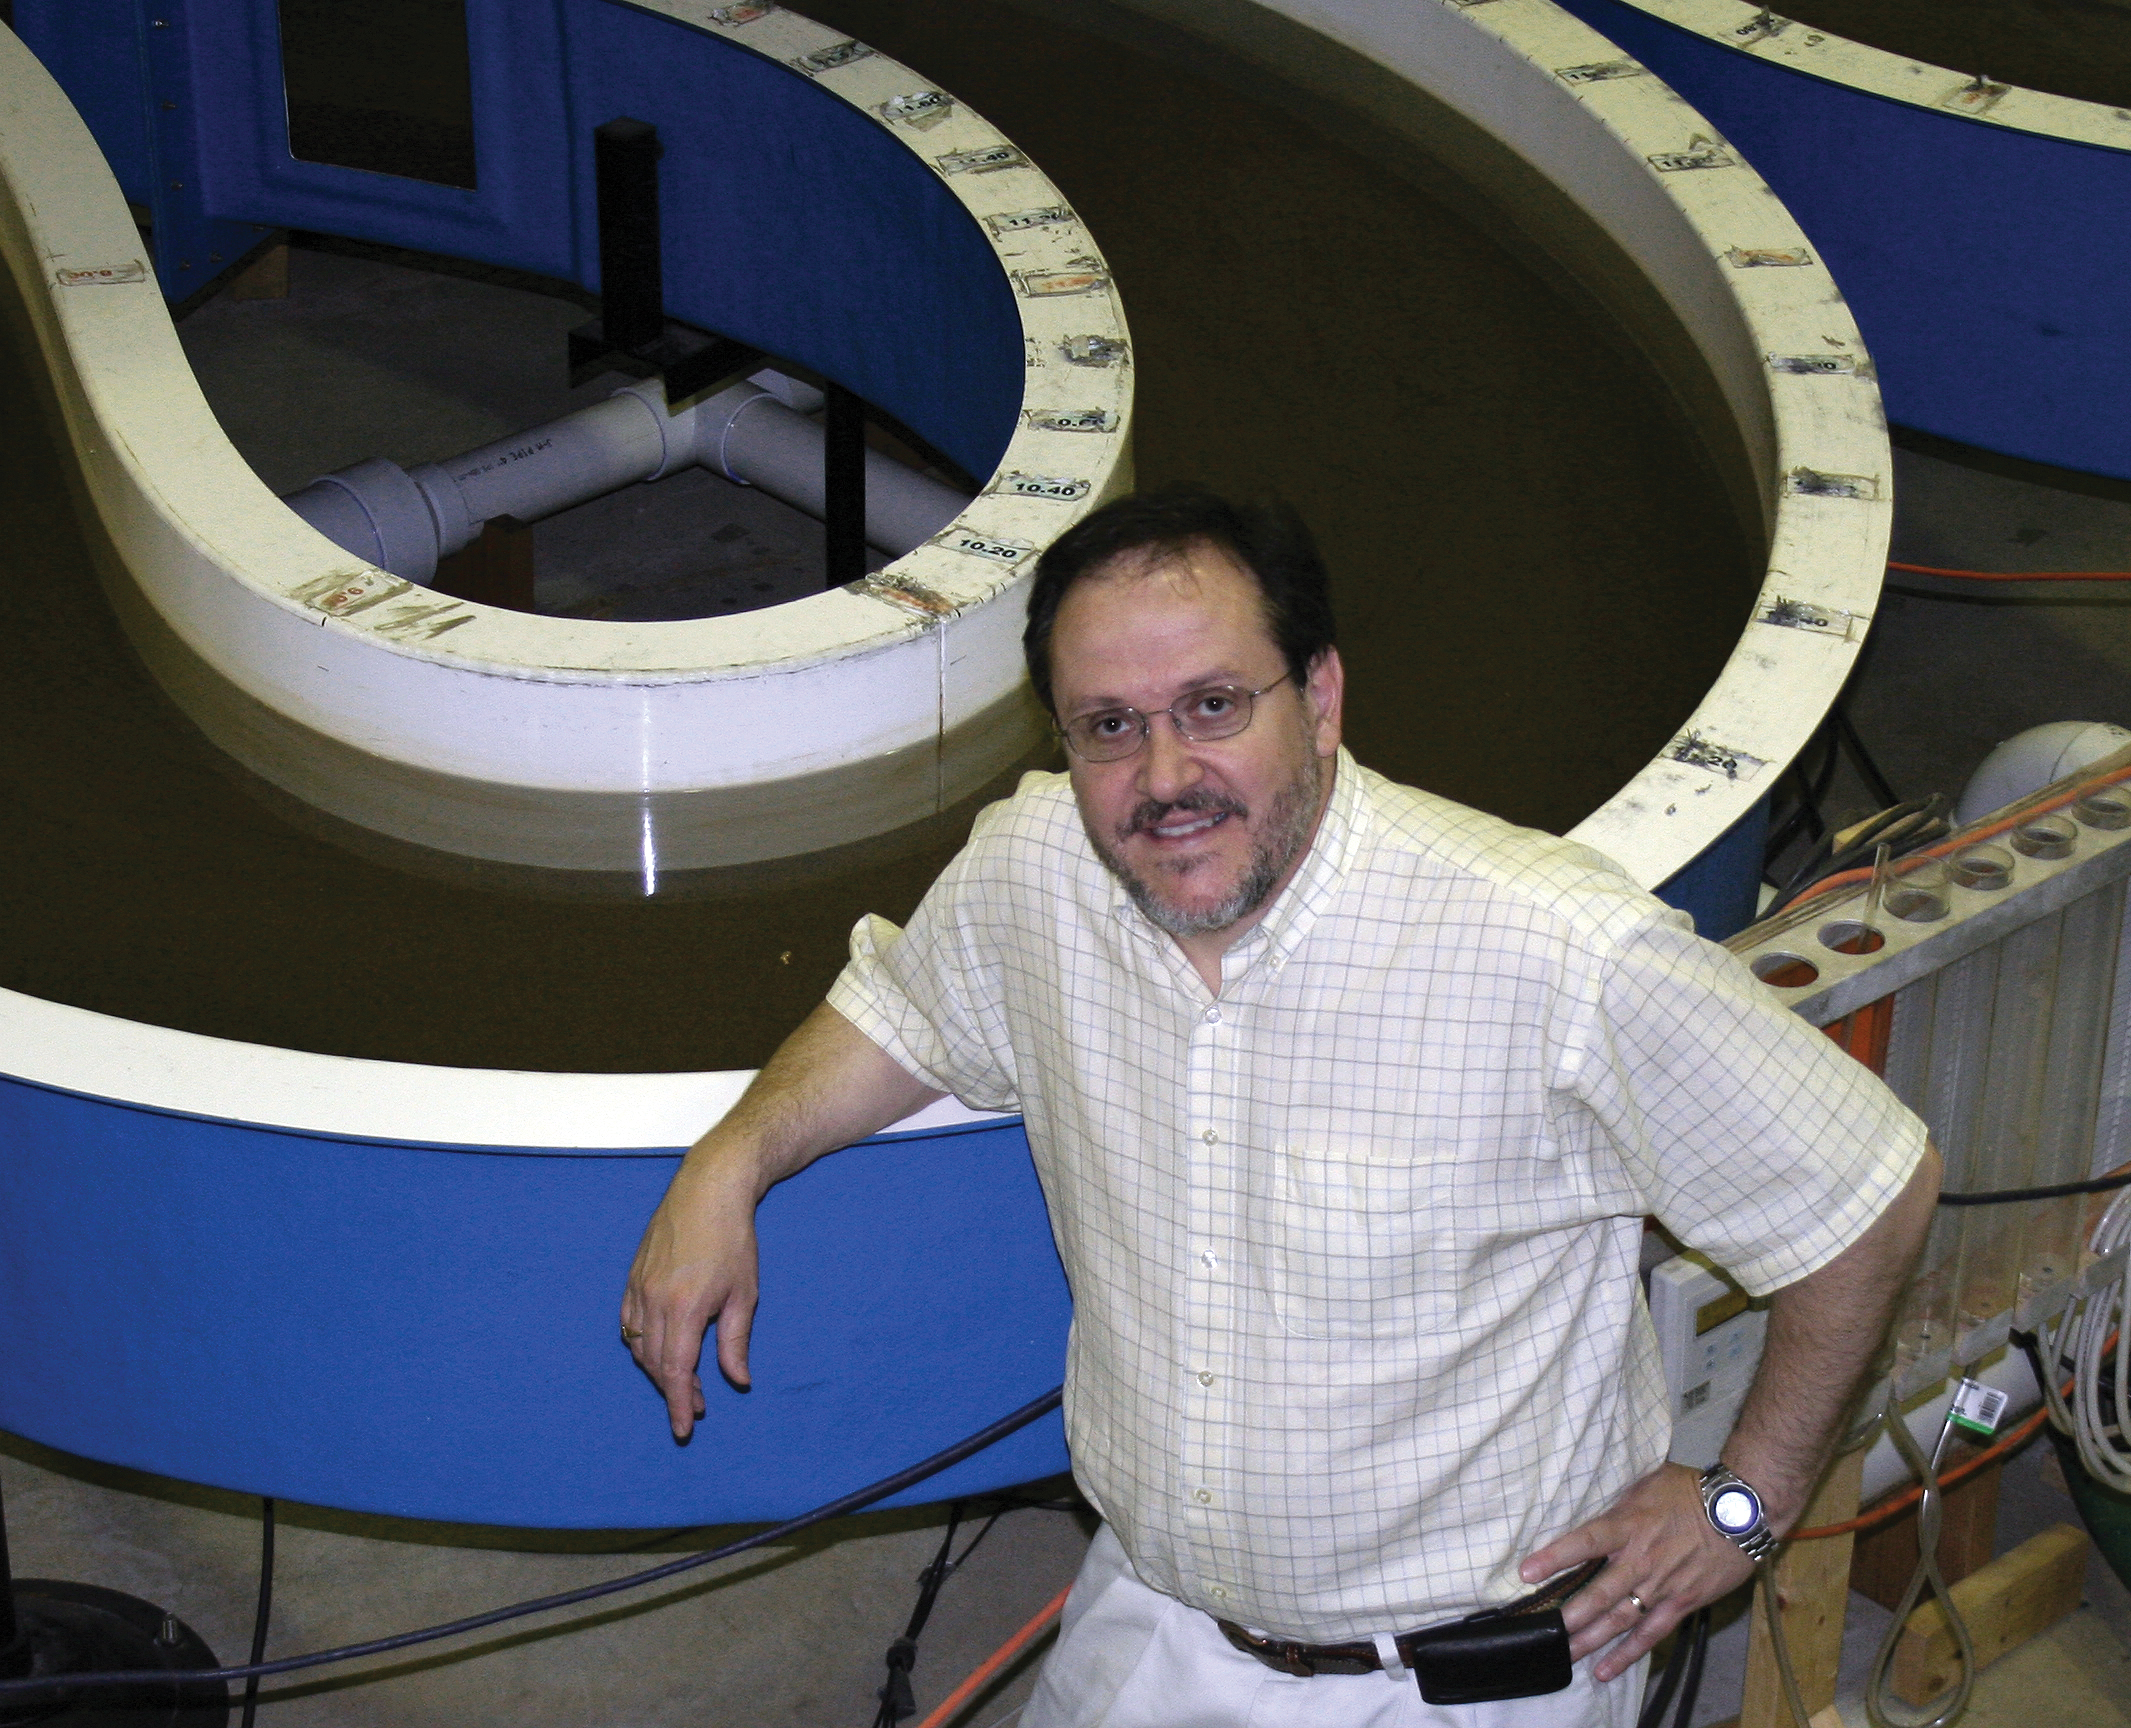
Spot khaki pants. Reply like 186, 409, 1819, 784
1023, 1526, 1647, 1728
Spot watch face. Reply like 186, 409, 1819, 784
1712, 1486, 1760, 1533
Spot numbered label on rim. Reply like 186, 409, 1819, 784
1017, 267, 1109, 298
1948, 1377, 2008, 1438
939, 529, 1034, 565
995, 472, 1091, 502
1768, 354, 1860, 376
988, 206, 1075, 235
1556, 60, 1642, 84
295, 569, 413, 618
1025, 408, 1118, 434
1725, 246, 1813, 269
1060, 334, 1128, 367
1757, 597, 1866, 639
938, 145, 1028, 176
791, 39, 873, 75
1665, 732, 1767, 782
1649, 145, 1736, 173
880, 90, 954, 130
56, 260, 148, 286
1940, 79, 2010, 116
1786, 467, 1881, 501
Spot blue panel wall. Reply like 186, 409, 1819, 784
18, 0, 1023, 480
1655, 794, 1768, 941
0, 1080, 1070, 1526
14, 0, 154, 201
1553, 0, 2131, 481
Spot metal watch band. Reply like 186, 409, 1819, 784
1699, 1464, 1781, 1562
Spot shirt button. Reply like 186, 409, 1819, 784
1197, 1371, 1215, 1386
1203, 1006, 1221, 1024
1200, 1248, 1219, 1270
1194, 1488, 1214, 1505
1201, 1128, 1218, 1144
1208, 1585, 1231, 1601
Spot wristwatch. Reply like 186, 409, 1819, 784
1699, 1463, 1780, 1562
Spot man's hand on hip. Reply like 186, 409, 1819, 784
1518, 1461, 1754, 1681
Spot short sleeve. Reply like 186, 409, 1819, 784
827, 896, 1022, 1115
1568, 912, 1927, 1295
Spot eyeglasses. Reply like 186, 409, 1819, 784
1059, 672, 1293, 763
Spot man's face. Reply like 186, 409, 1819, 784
1048, 544, 1343, 942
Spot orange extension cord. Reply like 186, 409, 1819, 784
911, 1583, 1073, 1728
1888, 559, 2131, 582
1781, 759, 2131, 916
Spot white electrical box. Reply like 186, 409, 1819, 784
1648, 1251, 1767, 1468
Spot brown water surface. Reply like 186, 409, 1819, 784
0, 0, 1755, 1074
1778, 0, 2131, 110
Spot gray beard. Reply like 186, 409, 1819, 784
1088, 749, 1326, 939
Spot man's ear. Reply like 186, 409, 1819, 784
1304, 647, 1345, 757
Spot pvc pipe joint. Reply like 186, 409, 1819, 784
278, 370, 969, 590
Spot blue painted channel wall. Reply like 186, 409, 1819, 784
0, 1076, 1070, 1526
1552, 0, 2131, 482
14, 0, 1025, 483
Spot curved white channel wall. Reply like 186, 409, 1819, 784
0, 6, 1133, 875
0, 0, 1891, 1107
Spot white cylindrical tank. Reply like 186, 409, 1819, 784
1958, 720, 2131, 824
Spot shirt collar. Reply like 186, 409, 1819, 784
1104, 746, 1368, 986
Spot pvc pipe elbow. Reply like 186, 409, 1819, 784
1957, 720, 2131, 824
281, 457, 442, 585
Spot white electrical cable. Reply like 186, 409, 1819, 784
2034, 1185, 2131, 1492
1755, 1400, 1977, 1728
1863, 1411, 1976, 1728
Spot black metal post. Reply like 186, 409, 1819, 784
593, 118, 664, 352
0, 1477, 25, 1680
824, 381, 868, 588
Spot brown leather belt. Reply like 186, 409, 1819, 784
1216, 1557, 1603, 1707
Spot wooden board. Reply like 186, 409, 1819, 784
1892, 1521, 2088, 1704
1740, 1448, 1865, 1728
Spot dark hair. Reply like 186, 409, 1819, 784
1021, 486, 1337, 715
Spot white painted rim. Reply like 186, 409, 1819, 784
1588, 0, 2131, 150
0, 6, 1133, 801
0, 0, 1891, 1144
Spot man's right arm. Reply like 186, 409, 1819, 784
621, 1001, 945, 1438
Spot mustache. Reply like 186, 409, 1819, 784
1121, 789, 1248, 839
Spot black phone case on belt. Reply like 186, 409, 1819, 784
1401, 1608, 1574, 1706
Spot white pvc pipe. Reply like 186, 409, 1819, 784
280, 372, 972, 585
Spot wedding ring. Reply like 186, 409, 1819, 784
1626, 1591, 1649, 1615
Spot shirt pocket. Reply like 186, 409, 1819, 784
1260, 1139, 1446, 1342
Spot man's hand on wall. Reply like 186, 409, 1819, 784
1516, 1461, 1755, 1681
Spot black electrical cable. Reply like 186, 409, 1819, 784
1667, 1607, 1709, 1728
873, 1502, 966, 1728
1763, 728, 1842, 883
869, 1486, 1073, 1726
1632, 1606, 1709, 1728
1765, 796, 1950, 915
1634, 1617, 1688, 1728
0, 1385, 1064, 1702
1939, 1168, 2131, 1207
1832, 705, 1900, 812
238, 1496, 275, 1728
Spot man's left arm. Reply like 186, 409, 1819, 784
1521, 1142, 1940, 1681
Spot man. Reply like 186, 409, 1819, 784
623, 490, 1937, 1726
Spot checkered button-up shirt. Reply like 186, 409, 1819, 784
828, 751, 1925, 1641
